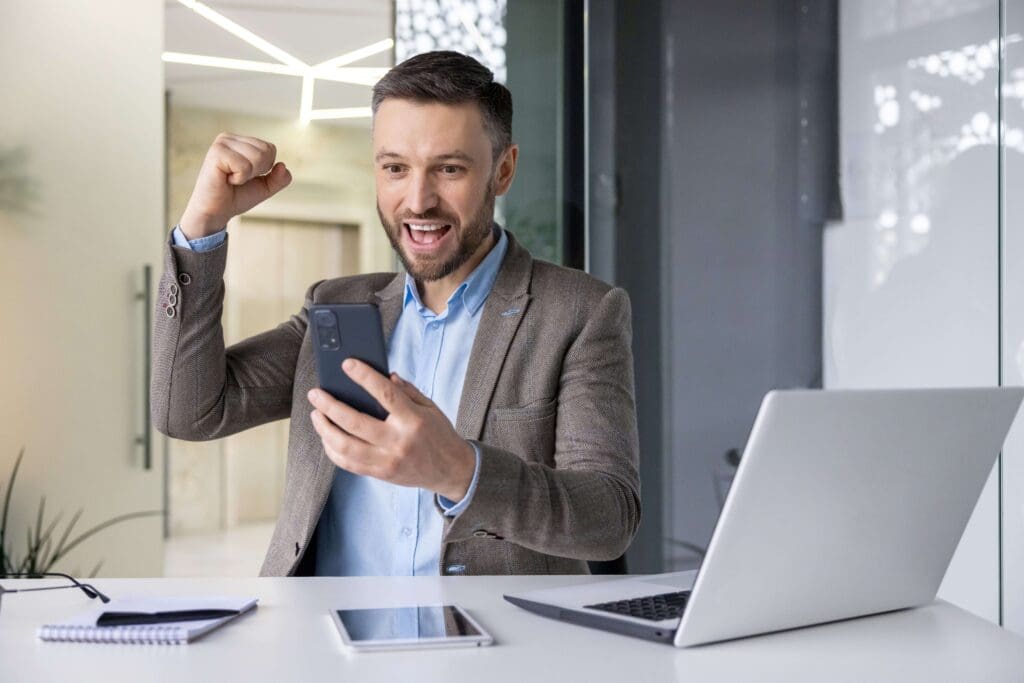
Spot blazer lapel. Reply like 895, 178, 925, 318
370, 272, 406, 342
455, 231, 533, 441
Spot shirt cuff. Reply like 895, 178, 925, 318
437, 443, 482, 517
171, 225, 227, 252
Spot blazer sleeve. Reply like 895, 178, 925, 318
150, 233, 318, 441
442, 287, 642, 561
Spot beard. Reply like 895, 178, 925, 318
378, 180, 496, 282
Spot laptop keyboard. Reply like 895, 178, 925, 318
584, 590, 691, 621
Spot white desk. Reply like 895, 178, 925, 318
2, 575, 1022, 682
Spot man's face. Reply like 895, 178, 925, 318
373, 99, 506, 282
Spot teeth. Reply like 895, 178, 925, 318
406, 223, 447, 232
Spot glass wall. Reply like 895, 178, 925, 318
826, 0, 1024, 629
1002, 0, 1024, 636
396, 0, 579, 265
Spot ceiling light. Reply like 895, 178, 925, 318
315, 39, 394, 70
306, 107, 374, 120
312, 67, 390, 86
163, 52, 300, 77
175, 0, 307, 70
168, 3, 389, 124
300, 75, 315, 125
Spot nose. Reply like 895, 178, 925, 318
405, 170, 438, 215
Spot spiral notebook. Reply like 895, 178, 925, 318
37, 596, 258, 645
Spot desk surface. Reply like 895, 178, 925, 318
2, 575, 1022, 683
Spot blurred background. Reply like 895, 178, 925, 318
3, 0, 1024, 638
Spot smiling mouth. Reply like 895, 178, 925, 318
404, 222, 453, 246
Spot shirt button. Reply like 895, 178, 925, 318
402, 527, 412, 537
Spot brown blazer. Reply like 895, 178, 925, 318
151, 229, 641, 576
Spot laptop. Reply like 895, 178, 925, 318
504, 388, 1023, 647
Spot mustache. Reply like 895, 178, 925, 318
395, 210, 458, 225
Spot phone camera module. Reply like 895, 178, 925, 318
315, 309, 342, 351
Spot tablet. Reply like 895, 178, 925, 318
330, 605, 494, 652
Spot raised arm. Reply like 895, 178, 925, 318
151, 133, 300, 441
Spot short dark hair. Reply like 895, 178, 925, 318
372, 51, 513, 162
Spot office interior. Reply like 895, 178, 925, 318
2, 0, 1024, 646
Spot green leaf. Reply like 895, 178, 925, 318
47, 510, 162, 569
88, 559, 103, 579
0, 448, 25, 577
48, 509, 82, 571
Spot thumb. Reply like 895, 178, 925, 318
263, 162, 292, 196
233, 162, 291, 213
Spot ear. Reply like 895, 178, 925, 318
492, 144, 519, 196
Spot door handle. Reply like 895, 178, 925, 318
135, 264, 152, 470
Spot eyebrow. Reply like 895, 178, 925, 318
375, 150, 475, 164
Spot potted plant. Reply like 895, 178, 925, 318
0, 448, 162, 578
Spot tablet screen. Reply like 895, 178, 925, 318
335, 606, 483, 642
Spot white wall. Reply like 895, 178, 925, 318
0, 1, 165, 576
825, 0, 1002, 621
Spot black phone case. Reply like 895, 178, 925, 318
309, 303, 389, 420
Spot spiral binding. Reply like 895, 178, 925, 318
37, 623, 188, 645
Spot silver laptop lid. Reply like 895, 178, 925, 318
675, 387, 1023, 647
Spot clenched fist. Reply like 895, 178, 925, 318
179, 132, 292, 239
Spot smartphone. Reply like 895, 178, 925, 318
309, 303, 389, 420
330, 604, 494, 652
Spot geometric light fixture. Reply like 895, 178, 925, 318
164, 0, 392, 123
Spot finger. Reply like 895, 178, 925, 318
313, 413, 393, 480
211, 143, 259, 186
390, 373, 433, 408
307, 388, 389, 446
343, 359, 411, 414
322, 441, 376, 478
310, 410, 377, 463
220, 136, 276, 177
227, 134, 276, 159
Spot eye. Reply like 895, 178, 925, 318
383, 164, 404, 174
440, 165, 462, 175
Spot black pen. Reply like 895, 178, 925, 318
96, 609, 240, 627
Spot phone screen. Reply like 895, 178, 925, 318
335, 606, 482, 642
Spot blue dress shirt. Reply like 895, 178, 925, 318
171, 225, 507, 576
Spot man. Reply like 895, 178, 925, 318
152, 51, 640, 577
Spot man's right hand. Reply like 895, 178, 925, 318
178, 132, 292, 240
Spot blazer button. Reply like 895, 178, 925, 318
169, 282, 179, 295
178, 272, 192, 285
165, 305, 176, 318
472, 530, 489, 538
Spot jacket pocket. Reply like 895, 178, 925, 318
484, 398, 558, 464
487, 397, 557, 422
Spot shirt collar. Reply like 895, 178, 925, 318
403, 225, 508, 317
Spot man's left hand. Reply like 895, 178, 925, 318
307, 359, 476, 502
